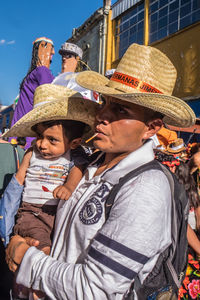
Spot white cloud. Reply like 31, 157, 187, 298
0, 39, 15, 46
7, 40, 15, 45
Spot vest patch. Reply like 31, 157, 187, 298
79, 182, 111, 225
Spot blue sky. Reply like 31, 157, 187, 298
0, 0, 103, 106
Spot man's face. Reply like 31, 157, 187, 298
61, 53, 78, 73
38, 41, 55, 68
94, 96, 155, 154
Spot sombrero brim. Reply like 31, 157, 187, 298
76, 71, 196, 128
3, 95, 98, 144
166, 145, 186, 154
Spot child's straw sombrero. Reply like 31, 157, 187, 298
76, 43, 195, 128
3, 84, 98, 142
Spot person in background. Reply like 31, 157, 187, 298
16, 137, 26, 149
10, 37, 55, 149
52, 41, 99, 104
175, 161, 200, 299
189, 151, 200, 229
155, 147, 200, 299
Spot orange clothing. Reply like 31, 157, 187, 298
157, 127, 178, 148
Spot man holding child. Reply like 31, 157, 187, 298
5, 43, 195, 299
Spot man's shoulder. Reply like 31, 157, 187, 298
116, 166, 171, 205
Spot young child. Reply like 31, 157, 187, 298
13, 120, 90, 300
1, 83, 97, 300
14, 119, 89, 255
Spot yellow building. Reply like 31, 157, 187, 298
106, 0, 200, 116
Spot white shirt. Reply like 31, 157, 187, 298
23, 148, 72, 205
17, 140, 171, 300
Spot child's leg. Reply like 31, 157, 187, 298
14, 204, 56, 299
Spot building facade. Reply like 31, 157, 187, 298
67, 0, 111, 75
0, 104, 14, 133
107, 0, 200, 117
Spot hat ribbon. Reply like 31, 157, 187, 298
169, 143, 185, 151
110, 72, 163, 94
34, 99, 54, 108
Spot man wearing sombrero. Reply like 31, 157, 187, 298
6, 44, 196, 299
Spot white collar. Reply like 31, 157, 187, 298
102, 139, 155, 184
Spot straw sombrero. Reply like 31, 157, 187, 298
76, 43, 195, 128
166, 138, 186, 154
3, 84, 98, 142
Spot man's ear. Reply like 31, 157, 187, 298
143, 119, 163, 140
70, 137, 82, 149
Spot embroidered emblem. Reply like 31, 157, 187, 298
79, 182, 112, 225
79, 198, 103, 225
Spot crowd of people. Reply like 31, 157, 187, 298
0, 39, 200, 300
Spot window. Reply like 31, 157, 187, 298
115, 1, 144, 59
115, 0, 200, 59
149, 0, 200, 43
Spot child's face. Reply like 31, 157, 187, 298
35, 124, 70, 159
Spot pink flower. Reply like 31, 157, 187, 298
188, 280, 200, 299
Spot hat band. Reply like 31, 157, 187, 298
169, 143, 185, 151
34, 100, 53, 108
110, 72, 163, 94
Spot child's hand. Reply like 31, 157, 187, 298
53, 185, 72, 201
15, 148, 33, 185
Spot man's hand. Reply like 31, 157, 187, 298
53, 185, 72, 200
6, 235, 30, 272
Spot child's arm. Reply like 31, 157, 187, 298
53, 165, 83, 201
15, 148, 33, 185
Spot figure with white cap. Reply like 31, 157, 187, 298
52, 42, 99, 102
10, 37, 55, 149
59, 42, 83, 73
6, 43, 196, 299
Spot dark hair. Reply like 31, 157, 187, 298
32, 120, 87, 142
175, 161, 200, 209
16, 137, 26, 147
20, 41, 42, 90
144, 109, 164, 123
189, 143, 200, 157
155, 150, 200, 209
